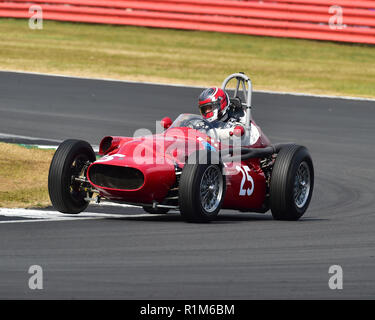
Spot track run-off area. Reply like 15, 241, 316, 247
0, 71, 374, 299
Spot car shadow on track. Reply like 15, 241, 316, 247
40, 206, 326, 224
105, 212, 326, 224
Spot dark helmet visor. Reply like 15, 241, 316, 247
199, 103, 214, 116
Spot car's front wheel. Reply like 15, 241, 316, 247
179, 152, 225, 222
48, 139, 96, 214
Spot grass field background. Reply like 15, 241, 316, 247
0, 18, 374, 98
0, 143, 54, 208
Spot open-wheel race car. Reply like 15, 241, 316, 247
48, 73, 314, 223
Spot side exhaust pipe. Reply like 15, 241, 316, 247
222, 144, 292, 162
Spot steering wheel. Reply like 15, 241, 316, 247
200, 117, 219, 141
180, 116, 219, 141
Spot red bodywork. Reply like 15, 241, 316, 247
86, 122, 271, 212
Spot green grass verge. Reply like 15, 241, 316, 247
0, 143, 54, 208
0, 18, 374, 98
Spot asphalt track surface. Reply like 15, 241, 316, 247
0, 71, 374, 299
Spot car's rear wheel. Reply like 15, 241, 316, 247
179, 151, 225, 222
48, 139, 96, 214
270, 144, 314, 221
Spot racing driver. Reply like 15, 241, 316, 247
198, 87, 254, 143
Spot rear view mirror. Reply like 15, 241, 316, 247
161, 117, 172, 129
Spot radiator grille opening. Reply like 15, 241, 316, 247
89, 164, 144, 190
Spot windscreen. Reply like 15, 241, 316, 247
169, 114, 218, 139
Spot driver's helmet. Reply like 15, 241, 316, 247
198, 87, 230, 122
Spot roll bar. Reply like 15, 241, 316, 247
221, 72, 252, 136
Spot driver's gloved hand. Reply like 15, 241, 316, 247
230, 97, 242, 110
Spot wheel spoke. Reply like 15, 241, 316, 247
199, 165, 223, 213
293, 161, 311, 208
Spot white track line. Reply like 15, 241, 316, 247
2, 70, 375, 102
0, 132, 100, 152
254, 89, 375, 102
1, 70, 204, 89
30, 144, 100, 152
28, 145, 59, 150
0, 132, 62, 143
0, 208, 163, 224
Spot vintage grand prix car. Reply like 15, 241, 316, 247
48, 73, 314, 222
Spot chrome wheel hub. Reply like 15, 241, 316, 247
294, 161, 311, 208
200, 165, 223, 213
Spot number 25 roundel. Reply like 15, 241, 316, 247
236, 165, 254, 196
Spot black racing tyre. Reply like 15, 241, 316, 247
270, 144, 314, 221
143, 206, 170, 214
179, 151, 225, 223
48, 139, 96, 214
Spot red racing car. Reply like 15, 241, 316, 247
48, 73, 314, 222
